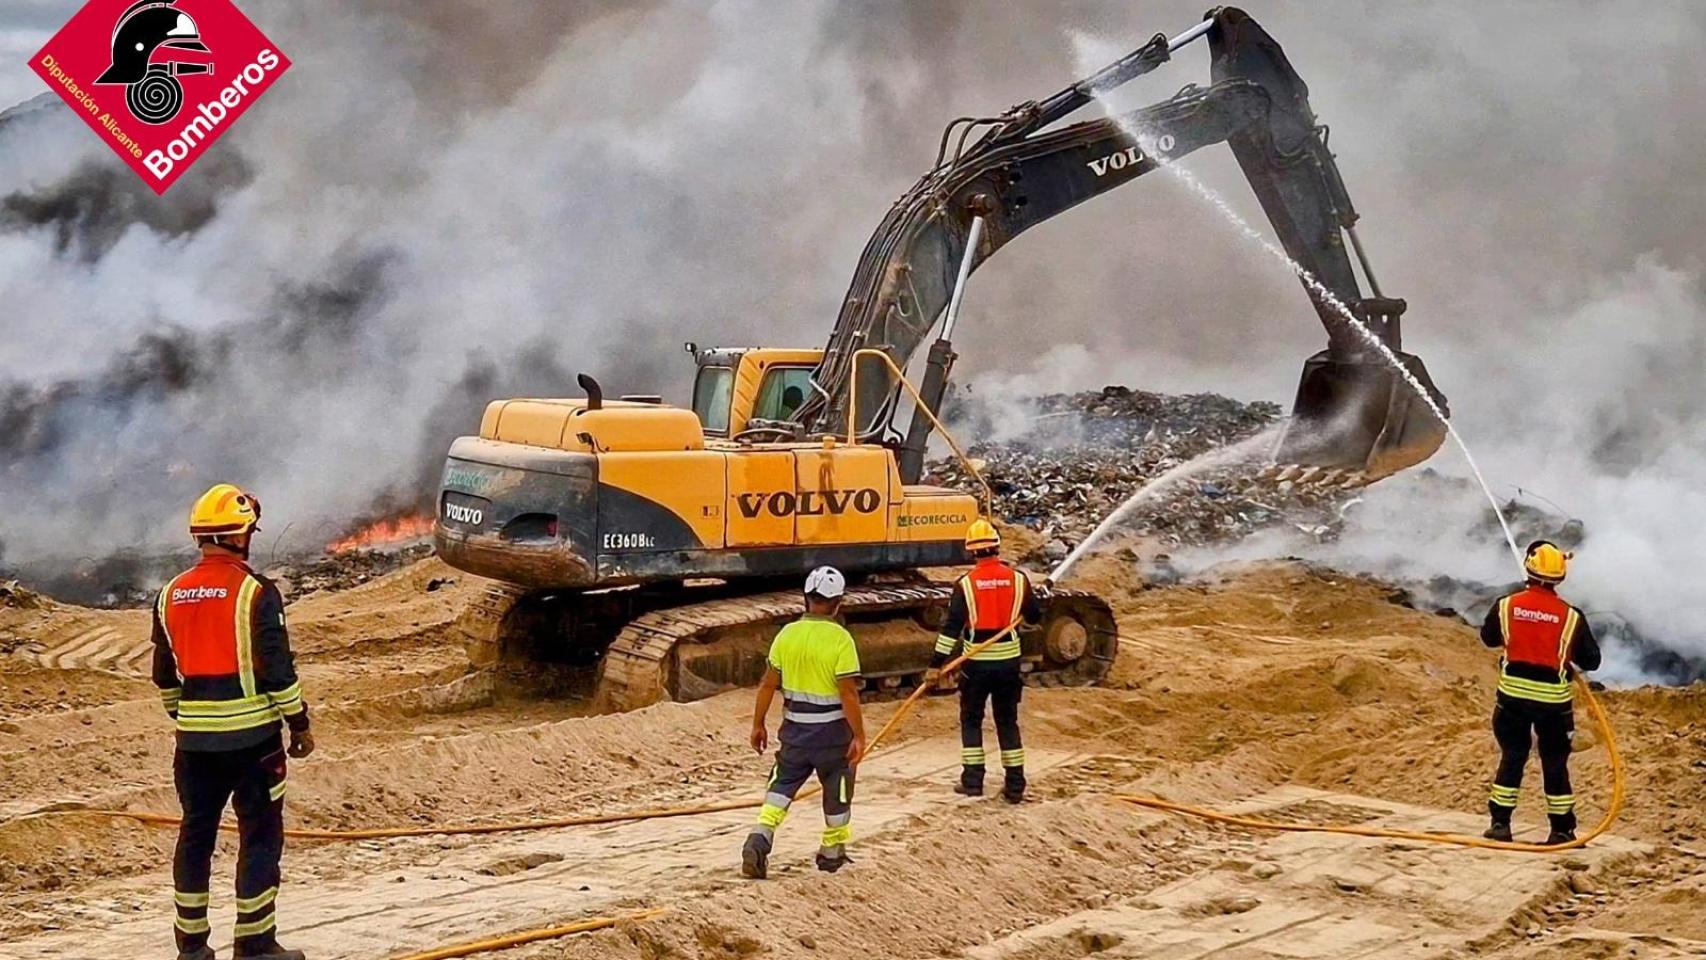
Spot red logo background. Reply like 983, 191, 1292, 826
30, 0, 291, 195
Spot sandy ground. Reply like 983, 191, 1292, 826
2, 557, 1704, 959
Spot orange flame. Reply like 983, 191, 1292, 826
326, 512, 435, 554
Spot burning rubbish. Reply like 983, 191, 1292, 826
0, 510, 437, 608
0, 580, 43, 612
325, 511, 435, 555
929, 385, 1353, 564
262, 543, 436, 599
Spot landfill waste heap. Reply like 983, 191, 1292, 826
928, 385, 1355, 563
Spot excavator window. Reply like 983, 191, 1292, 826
692, 365, 734, 434
752, 366, 814, 423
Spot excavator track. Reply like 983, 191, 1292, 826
456, 582, 530, 670
593, 583, 1117, 714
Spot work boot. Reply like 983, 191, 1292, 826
1482, 821, 1513, 843
1003, 772, 1026, 805
815, 849, 853, 873
740, 833, 770, 880
1545, 813, 1578, 846
176, 947, 215, 960
953, 781, 983, 798
233, 942, 305, 960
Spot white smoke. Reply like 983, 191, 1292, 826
1, 0, 1703, 680
1047, 3, 1706, 679
0, 1, 1018, 563
1293, 260, 1706, 682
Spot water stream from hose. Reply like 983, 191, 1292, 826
1051, 119, 1523, 583
1050, 429, 1281, 580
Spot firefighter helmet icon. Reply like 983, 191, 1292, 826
94, 0, 214, 125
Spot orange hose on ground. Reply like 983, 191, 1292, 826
388, 908, 666, 960
97, 798, 761, 841
1115, 675, 1625, 854
52, 622, 1023, 841
19, 624, 1628, 960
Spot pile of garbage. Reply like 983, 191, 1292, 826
2, 540, 435, 609
0, 580, 43, 611
928, 386, 1349, 562
263, 543, 435, 599
3, 550, 190, 609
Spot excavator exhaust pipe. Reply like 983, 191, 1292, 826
1275, 350, 1449, 479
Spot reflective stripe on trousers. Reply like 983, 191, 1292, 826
747, 744, 854, 850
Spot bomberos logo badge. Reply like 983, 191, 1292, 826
30, 0, 291, 194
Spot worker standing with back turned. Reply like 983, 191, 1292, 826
926, 519, 1041, 804
1480, 540, 1600, 845
151, 485, 314, 960
742, 566, 867, 879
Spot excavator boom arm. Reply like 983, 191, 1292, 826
795, 6, 1447, 481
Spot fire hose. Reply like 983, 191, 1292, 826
30, 622, 1624, 958
36, 622, 1024, 959
1115, 674, 1626, 853
382, 661, 1624, 959
388, 909, 668, 960
69, 622, 1021, 842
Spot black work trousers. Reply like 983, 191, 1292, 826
1489, 696, 1576, 833
959, 661, 1025, 791
173, 733, 288, 955
750, 741, 855, 855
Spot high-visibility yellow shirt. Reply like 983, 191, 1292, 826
767, 615, 860, 746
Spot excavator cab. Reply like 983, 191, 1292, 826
688, 346, 823, 439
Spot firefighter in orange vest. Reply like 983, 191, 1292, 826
150, 485, 314, 960
925, 520, 1042, 803
1480, 540, 1600, 844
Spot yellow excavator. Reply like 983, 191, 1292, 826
432, 7, 1448, 711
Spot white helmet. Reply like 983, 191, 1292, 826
804, 565, 846, 600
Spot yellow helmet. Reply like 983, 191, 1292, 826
189, 483, 262, 538
1523, 541, 1568, 583
964, 518, 1001, 552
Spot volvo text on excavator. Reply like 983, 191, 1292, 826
432, 7, 1449, 712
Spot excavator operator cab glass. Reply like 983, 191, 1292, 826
752, 366, 813, 423
692, 364, 734, 435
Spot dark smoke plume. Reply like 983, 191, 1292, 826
1, 154, 251, 262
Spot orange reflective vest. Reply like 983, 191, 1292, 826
1495, 586, 1580, 704
932, 558, 1030, 663
152, 555, 307, 749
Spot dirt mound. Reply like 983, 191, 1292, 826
2, 557, 1702, 958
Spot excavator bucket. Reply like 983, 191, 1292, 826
1275, 351, 1449, 479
